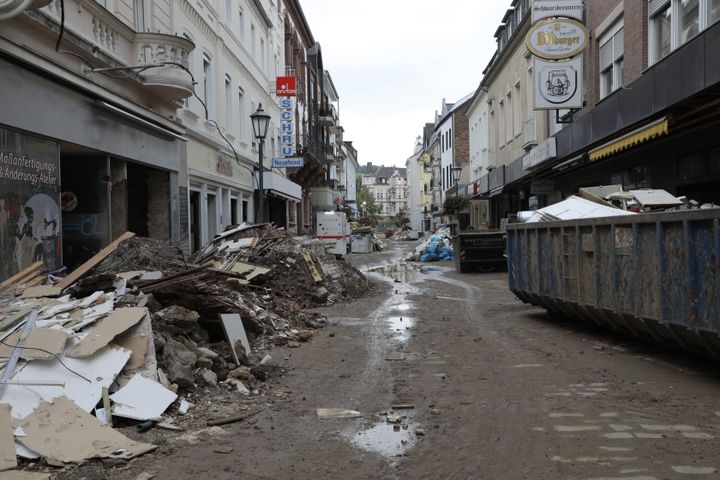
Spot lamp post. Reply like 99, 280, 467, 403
451, 166, 462, 196
250, 103, 271, 224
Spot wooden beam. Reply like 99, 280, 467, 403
0, 261, 43, 291
55, 232, 135, 291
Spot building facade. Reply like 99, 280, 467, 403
357, 163, 407, 231
0, 0, 193, 278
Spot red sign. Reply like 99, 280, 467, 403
276, 77, 297, 97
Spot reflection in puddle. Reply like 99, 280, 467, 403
393, 303, 412, 312
368, 262, 421, 283
349, 416, 420, 457
387, 316, 414, 342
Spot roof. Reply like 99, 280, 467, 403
356, 165, 407, 180
435, 92, 475, 129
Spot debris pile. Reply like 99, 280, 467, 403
410, 228, 454, 263
0, 224, 367, 474
350, 223, 385, 252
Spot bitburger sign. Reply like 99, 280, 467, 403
526, 17, 589, 60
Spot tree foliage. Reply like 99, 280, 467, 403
443, 195, 469, 215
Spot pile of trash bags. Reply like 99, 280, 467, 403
411, 228, 454, 263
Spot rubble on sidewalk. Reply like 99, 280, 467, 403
0, 223, 368, 474
350, 223, 385, 252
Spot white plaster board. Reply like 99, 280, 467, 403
109, 374, 177, 421
220, 314, 251, 364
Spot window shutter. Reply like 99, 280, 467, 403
649, 0, 670, 16
614, 28, 624, 60
599, 40, 613, 71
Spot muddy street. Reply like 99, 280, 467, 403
98, 240, 720, 480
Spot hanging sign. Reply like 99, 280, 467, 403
526, 17, 589, 60
279, 97, 295, 157
531, 0, 584, 23
276, 76, 297, 97
534, 56, 583, 110
272, 157, 304, 168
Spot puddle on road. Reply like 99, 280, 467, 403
349, 416, 420, 458
387, 316, 415, 342
368, 262, 421, 283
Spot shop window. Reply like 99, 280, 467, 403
242, 200, 249, 223
599, 18, 624, 99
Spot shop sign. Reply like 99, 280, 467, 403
279, 97, 296, 157
276, 76, 297, 97
523, 137, 558, 170
272, 157, 304, 168
531, 179, 555, 195
526, 18, 588, 60
531, 0, 584, 23
534, 56, 583, 110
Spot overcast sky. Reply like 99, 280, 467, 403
299, 0, 512, 168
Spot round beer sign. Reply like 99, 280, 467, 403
525, 17, 589, 60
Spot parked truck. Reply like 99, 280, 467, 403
506, 209, 720, 358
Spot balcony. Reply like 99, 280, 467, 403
134, 33, 195, 99
318, 104, 338, 127
323, 144, 335, 162
37, 0, 194, 100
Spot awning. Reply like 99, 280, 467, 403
488, 186, 504, 198
589, 117, 669, 162
262, 171, 302, 202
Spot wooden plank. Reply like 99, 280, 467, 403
302, 252, 323, 283
0, 261, 43, 291
55, 232, 135, 291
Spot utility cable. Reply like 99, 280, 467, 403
0, 338, 92, 383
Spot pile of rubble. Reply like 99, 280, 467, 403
350, 223, 385, 252
0, 224, 367, 475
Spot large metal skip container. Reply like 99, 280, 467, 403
506, 209, 720, 358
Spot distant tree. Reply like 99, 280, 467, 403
443, 195, 469, 215
356, 174, 380, 224
394, 208, 410, 229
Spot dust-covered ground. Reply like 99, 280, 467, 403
60, 240, 720, 480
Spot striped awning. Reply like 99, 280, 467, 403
589, 117, 669, 162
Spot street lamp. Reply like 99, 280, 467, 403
250, 103, 271, 224
451, 166, 462, 185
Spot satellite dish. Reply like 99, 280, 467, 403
0, 0, 53, 21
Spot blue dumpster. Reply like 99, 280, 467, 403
506, 209, 720, 357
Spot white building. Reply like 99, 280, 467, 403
405, 137, 424, 232
467, 89, 491, 182
176, 0, 302, 251
339, 141, 359, 215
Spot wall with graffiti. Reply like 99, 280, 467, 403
0, 126, 61, 281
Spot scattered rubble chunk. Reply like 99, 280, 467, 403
316, 408, 362, 419
160, 337, 197, 388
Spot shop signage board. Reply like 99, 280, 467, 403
276, 76, 297, 97
531, 0, 584, 23
523, 137, 558, 170
526, 17, 588, 60
534, 56, 583, 110
531, 179, 556, 195
272, 157, 304, 169
279, 97, 295, 157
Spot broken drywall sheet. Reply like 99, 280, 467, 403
16, 396, 156, 464
109, 374, 178, 421
68, 298, 116, 332
114, 312, 158, 383
0, 342, 131, 420
67, 307, 146, 358
0, 328, 68, 360
220, 314, 251, 364
0, 404, 17, 471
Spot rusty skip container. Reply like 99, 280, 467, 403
506, 209, 720, 357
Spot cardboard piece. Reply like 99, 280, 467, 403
109, 374, 178, 421
0, 404, 17, 471
67, 307, 145, 358
20, 285, 63, 299
0, 328, 68, 360
219, 314, 251, 364
16, 396, 156, 464
55, 232, 135, 291
1, 343, 131, 419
